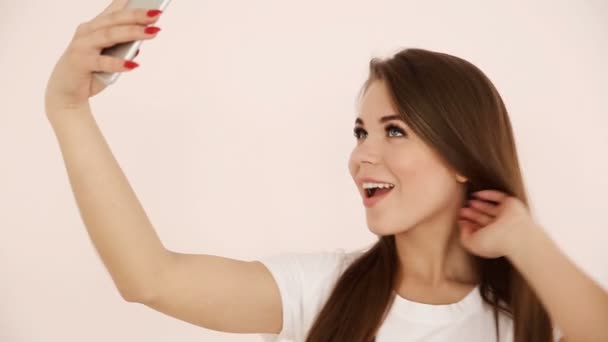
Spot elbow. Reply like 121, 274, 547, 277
118, 285, 157, 303
117, 251, 172, 303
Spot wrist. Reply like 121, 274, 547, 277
505, 223, 545, 265
46, 101, 92, 125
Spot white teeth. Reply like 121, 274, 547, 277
362, 182, 395, 189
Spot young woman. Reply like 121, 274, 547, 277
44, 1, 608, 341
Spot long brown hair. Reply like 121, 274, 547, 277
304, 48, 554, 341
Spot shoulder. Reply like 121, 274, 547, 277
259, 247, 362, 291
259, 247, 362, 274
257, 248, 364, 341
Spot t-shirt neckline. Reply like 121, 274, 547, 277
390, 285, 483, 323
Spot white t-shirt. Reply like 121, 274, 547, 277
258, 248, 563, 342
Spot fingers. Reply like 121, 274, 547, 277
468, 199, 500, 216
77, 8, 162, 38
472, 190, 507, 203
64, 48, 140, 73
458, 218, 479, 230
458, 219, 481, 240
86, 54, 140, 73
460, 190, 506, 227
98, 0, 129, 18
63, 6, 163, 79
80, 24, 161, 50
460, 207, 494, 226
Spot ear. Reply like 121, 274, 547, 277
456, 174, 468, 183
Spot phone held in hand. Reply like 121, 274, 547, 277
93, 0, 172, 86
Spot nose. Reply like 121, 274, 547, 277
351, 142, 381, 166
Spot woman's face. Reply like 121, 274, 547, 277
348, 80, 466, 236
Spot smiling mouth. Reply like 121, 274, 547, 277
366, 187, 393, 198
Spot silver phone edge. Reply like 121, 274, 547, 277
92, 0, 173, 86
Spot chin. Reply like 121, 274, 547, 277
365, 207, 421, 235
367, 221, 413, 236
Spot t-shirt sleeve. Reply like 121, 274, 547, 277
257, 249, 349, 342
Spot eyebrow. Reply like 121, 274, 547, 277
355, 114, 404, 126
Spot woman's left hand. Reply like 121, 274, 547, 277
458, 190, 538, 259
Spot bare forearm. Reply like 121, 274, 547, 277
47, 105, 169, 301
508, 224, 608, 342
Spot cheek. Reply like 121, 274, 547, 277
393, 157, 428, 189
393, 156, 454, 211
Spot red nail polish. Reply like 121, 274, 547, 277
147, 9, 163, 17
144, 26, 161, 34
124, 61, 139, 69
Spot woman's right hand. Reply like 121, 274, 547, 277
45, 0, 163, 115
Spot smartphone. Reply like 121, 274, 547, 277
93, 0, 172, 86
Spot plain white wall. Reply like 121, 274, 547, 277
1, 0, 606, 341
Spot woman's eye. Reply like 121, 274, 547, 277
353, 125, 406, 140
386, 124, 405, 137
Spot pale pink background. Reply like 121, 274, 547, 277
1, 0, 607, 341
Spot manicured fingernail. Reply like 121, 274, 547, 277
144, 26, 161, 34
124, 61, 139, 69
147, 9, 163, 17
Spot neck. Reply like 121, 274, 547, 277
394, 200, 479, 289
